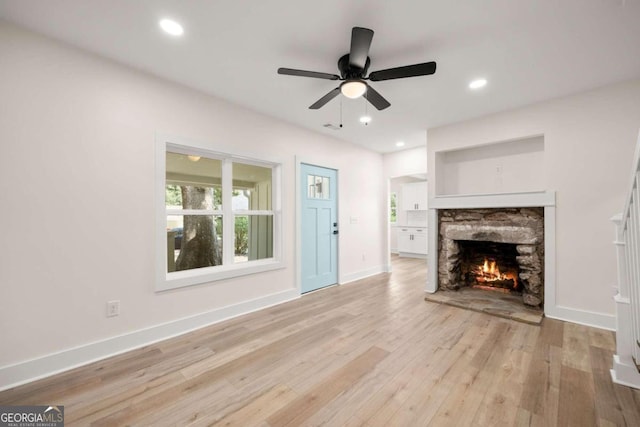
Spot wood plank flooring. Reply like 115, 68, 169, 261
1, 255, 639, 426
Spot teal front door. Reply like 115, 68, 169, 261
301, 163, 338, 293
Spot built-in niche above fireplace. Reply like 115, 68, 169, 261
438, 207, 544, 307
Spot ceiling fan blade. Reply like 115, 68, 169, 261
363, 85, 391, 110
368, 61, 437, 81
309, 87, 341, 109
278, 68, 340, 80
349, 27, 374, 69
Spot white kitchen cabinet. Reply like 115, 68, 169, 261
402, 181, 428, 210
397, 227, 428, 257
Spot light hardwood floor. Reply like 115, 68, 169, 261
1, 256, 639, 426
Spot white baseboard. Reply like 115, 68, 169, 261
340, 265, 386, 285
0, 289, 299, 392
611, 355, 640, 389
545, 305, 616, 331
398, 252, 427, 259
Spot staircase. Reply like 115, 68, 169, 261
611, 130, 640, 389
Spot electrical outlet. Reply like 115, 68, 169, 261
107, 300, 120, 317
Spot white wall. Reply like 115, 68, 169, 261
438, 135, 544, 195
383, 146, 427, 179
0, 22, 386, 387
428, 79, 640, 325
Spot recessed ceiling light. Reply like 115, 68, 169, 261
469, 79, 487, 90
395, 141, 405, 147
359, 115, 372, 124
159, 19, 184, 36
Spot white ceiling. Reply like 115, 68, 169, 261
1, 0, 639, 153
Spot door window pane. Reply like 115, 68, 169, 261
307, 175, 330, 199
307, 175, 316, 198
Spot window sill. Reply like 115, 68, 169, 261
157, 259, 285, 292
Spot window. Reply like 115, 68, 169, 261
307, 174, 330, 199
390, 192, 397, 223
157, 139, 283, 291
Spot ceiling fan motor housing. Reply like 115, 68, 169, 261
338, 54, 370, 79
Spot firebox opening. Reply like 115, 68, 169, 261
457, 240, 522, 293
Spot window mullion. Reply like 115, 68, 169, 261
166, 209, 221, 216
222, 159, 234, 265
233, 210, 274, 216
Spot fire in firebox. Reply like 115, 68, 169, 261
473, 258, 518, 290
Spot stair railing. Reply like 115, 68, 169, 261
611, 130, 640, 389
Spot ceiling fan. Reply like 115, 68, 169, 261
277, 27, 436, 111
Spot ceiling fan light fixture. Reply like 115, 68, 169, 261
359, 115, 372, 124
340, 80, 367, 99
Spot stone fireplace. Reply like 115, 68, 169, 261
438, 207, 544, 307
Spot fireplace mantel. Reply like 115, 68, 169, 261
426, 190, 556, 316
429, 190, 556, 210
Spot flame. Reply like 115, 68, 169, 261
475, 258, 518, 288
482, 259, 498, 275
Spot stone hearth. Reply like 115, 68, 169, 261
438, 208, 544, 307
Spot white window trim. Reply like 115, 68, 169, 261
155, 136, 284, 292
